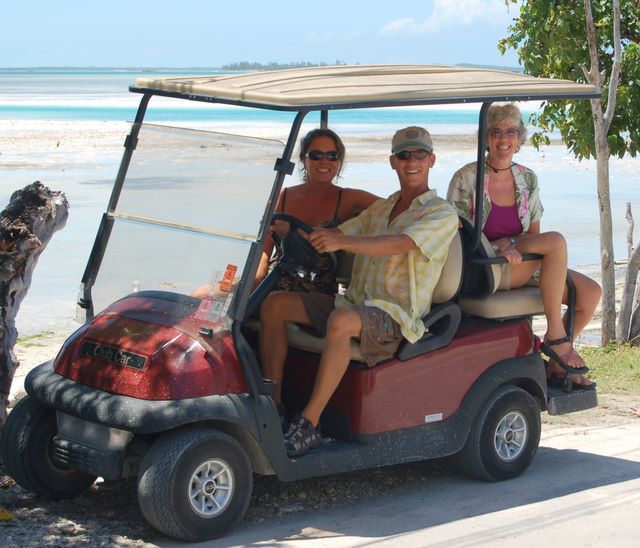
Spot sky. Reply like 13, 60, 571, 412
1, 0, 523, 68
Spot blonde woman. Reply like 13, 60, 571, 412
447, 104, 601, 388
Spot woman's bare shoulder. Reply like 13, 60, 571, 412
281, 183, 307, 194
343, 187, 381, 206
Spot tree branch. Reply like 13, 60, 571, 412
583, 0, 601, 87
603, 0, 622, 131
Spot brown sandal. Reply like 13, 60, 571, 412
541, 335, 595, 391
541, 335, 588, 375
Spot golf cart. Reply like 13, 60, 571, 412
1, 65, 600, 541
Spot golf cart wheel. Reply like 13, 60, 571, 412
137, 428, 253, 542
0, 395, 97, 498
458, 385, 541, 482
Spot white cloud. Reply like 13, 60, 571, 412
378, 0, 515, 36
305, 30, 363, 44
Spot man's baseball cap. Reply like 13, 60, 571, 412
391, 126, 433, 153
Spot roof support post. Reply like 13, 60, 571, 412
471, 102, 492, 254
320, 110, 329, 128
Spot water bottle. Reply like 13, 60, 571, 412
195, 264, 237, 325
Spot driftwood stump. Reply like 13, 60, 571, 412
618, 202, 640, 344
0, 182, 69, 427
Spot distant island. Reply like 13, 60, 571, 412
220, 61, 521, 73
221, 61, 348, 71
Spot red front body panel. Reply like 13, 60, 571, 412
284, 318, 534, 436
54, 294, 247, 400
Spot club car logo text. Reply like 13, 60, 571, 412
81, 341, 148, 370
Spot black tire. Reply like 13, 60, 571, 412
457, 385, 541, 482
0, 396, 97, 498
137, 428, 253, 542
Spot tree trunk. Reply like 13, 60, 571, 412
630, 301, 640, 344
0, 182, 69, 428
582, 0, 621, 345
625, 202, 634, 259
617, 245, 640, 341
595, 136, 616, 344
618, 202, 640, 341
587, 94, 616, 345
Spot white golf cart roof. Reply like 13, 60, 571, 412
132, 64, 600, 109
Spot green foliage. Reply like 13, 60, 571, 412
580, 342, 640, 394
500, 0, 640, 159
15, 331, 56, 347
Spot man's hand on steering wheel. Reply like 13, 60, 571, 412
308, 227, 343, 254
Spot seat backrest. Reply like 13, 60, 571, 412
458, 216, 502, 298
432, 231, 463, 304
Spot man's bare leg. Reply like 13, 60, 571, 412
301, 307, 362, 426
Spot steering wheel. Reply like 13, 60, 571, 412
271, 213, 338, 274
243, 213, 339, 319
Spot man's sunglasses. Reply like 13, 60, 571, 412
305, 150, 340, 161
394, 149, 431, 160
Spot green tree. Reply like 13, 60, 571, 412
500, 0, 640, 344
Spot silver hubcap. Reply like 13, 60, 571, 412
188, 459, 234, 517
494, 410, 528, 462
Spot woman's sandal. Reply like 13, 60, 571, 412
540, 335, 596, 391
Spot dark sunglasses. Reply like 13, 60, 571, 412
394, 149, 431, 160
304, 150, 340, 161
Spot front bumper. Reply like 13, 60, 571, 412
26, 361, 261, 436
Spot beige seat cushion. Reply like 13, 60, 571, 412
459, 286, 544, 319
285, 323, 366, 361
458, 232, 545, 319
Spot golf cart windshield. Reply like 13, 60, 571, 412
88, 124, 284, 315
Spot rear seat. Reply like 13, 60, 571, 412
457, 219, 545, 320
284, 233, 464, 362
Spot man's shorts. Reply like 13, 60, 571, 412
299, 293, 403, 368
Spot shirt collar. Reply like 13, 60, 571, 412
388, 188, 438, 208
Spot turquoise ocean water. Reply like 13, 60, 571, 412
0, 67, 489, 131
1, 68, 640, 337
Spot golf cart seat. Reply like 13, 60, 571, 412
457, 218, 545, 320
283, 232, 464, 362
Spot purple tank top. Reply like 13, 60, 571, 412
483, 202, 523, 240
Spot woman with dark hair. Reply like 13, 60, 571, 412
192, 128, 379, 299
447, 104, 601, 388
256, 128, 380, 293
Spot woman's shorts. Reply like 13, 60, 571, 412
498, 263, 541, 291
299, 293, 403, 367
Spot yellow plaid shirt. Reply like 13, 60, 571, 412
336, 189, 458, 343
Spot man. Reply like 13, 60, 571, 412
260, 126, 459, 457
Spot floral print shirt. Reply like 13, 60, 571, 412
446, 161, 544, 234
